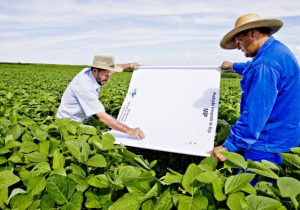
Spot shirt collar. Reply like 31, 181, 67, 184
252, 36, 275, 62
85, 67, 100, 91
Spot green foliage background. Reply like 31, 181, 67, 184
0, 63, 299, 209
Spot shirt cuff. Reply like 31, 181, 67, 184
223, 140, 239, 153
232, 63, 244, 75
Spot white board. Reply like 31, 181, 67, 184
109, 66, 221, 156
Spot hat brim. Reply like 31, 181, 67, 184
220, 19, 283, 49
90, 65, 123, 72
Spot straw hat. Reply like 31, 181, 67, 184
90, 55, 123, 72
220, 14, 283, 49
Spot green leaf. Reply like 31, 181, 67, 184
40, 194, 56, 210
196, 171, 219, 183
245, 195, 284, 210
66, 164, 86, 178
0, 156, 7, 165
34, 128, 48, 141
281, 153, 300, 169
142, 199, 154, 210
182, 163, 202, 195
61, 191, 83, 210
224, 173, 255, 194
198, 157, 218, 171
20, 142, 39, 153
0, 170, 20, 189
91, 134, 115, 150
77, 125, 97, 135
51, 168, 67, 176
10, 194, 33, 210
65, 139, 90, 162
247, 160, 279, 179
7, 124, 22, 141
53, 148, 65, 169
31, 161, 51, 177
46, 175, 76, 205
114, 166, 142, 187
25, 152, 48, 163
85, 191, 102, 208
7, 188, 26, 205
178, 195, 208, 210
0, 187, 8, 205
290, 147, 300, 154
66, 123, 77, 135
241, 183, 256, 195
160, 168, 182, 185
39, 140, 50, 155
88, 174, 110, 189
86, 154, 107, 168
153, 188, 173, 210
227, 192, 247, 210
27, 176, 47, 196
110, 193, 144, 210
212, 177, 227, 201
277, 177, 300, 198
219, 151, 247, 169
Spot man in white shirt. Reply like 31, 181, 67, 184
57, 55, 145, 139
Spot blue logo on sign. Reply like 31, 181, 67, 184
131, 89, 137, 98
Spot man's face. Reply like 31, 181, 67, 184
235, 30, 256, 58
92, 68, 112, 85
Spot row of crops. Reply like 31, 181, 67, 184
0, 63, 300, 209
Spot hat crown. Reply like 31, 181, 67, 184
235, 14, 262, 28
93, 55, 114, 67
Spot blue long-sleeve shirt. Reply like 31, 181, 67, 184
223, 36, 300, 153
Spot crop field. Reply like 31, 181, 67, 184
0, 63, 299, 209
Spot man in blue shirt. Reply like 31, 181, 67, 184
57, 55, 145, 139
210, 14, 300, 166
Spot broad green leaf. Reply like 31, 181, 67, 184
10, 194, 33, 210
247, 160, 279, 179
212, 177, 227, 201
124, 173, 155, 194
40, 194, 56, 210
141, 199, 155, 210
7, 124, 22, 141
86, 154, 107, 168
27, 200, 40, 210
198, 156, 218, 171
0, 187, 8, 205
91, 134, 115, 150
34, 128, 48, 141
114, 166, 142, 187
160, 168, 182, 185
27, 176, 47, 196
66, 164, 86, 178
110, 193, 144, 210
39, 140, 50, 155
22, 133, 33, 142
196, 171, 219, 183
178, 195, 208, 210
85, 191, 101, 208
153, 188, 173, 210
0, 170, 20, 189
219, 151, 247, 169
182, 163, 202, 195
25, 152, 48, 163
261, 160, 280, 171
5, 139, 20, 149
227, 192, 247, 210
7, 188, 27, 204
88, 174, 110, 189
144, 183, 160, 200
290, 147, 300, 154
281, 153, 300, 169
31, 161, 51, 177
241, 183, 256, 195
0, 156, 7, 165
51, 168, 67, 176
66, 123, 77, 135
65, 139, 90, 162
245, 195, 284, 210
53, 148, 65, 169
46, 175, 76, 205
277, 177, 300, 198
61, 191, 83, 210
225, 173, 255, 194
77, 125, 97, 135
20, 142, 39, 153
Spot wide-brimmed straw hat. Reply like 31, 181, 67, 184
220, 14, 283, 49
90, 55, 123, 72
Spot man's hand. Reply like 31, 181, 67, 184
209, 146, 228, 162
221, 61, 233, 70
127, 127, 145, 139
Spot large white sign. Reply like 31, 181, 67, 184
109, 66, 220, 156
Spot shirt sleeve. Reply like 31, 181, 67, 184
72, 83, 105, 117
233, 61, 251, 75
223, 65, 280, 152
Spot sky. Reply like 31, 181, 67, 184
0, 0, 300, 66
